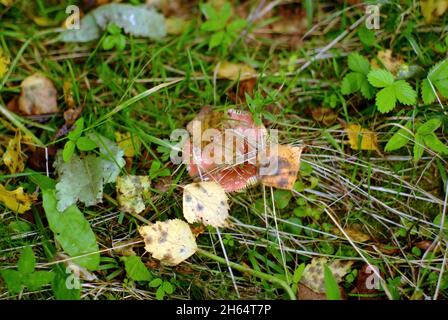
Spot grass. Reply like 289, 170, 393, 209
0, 0, 448, 300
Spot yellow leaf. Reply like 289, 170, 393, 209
332, 226, 371, 243
420, 0, 448, 23
116, 175, 151, 214
217, 61, 257, 81
300, 258, 354, 293
183, 181, 229, 228
166, 17, 190, 35
372, 50, 404, 75
345, 124, 379, 152
0, 0, 14, 7
2, 131, 25, 174
139, 219, 197, 266
259, 144, 304, 190
19, 74, 59, 115
0, 48, 10, 78
115, 131, 140, 158
0, 184, 36, 213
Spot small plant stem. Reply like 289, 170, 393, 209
196, 247, 296, 300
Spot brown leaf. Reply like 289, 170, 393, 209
217, 61, 257, 81
18, 74, 59, 116
371, 50, 404, 76
351, 264, 382, 300
345, 124, 379, 152
332, 225, 371, 243
297, 283, 347, 300
420, 0, 448, 23
311, 108, 338, 126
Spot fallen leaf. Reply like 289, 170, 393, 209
0, 184, 36, 213
0, 48, 10, 78
311, 108, 338, 126
116, 175, 151, 214
217, 61, 257, 81
371, 50, 404, 75
297, 282, 347, 300
139, 219, 197, 266
166, 17, 190, 35
227, 78, 257, 104
60, 4, 166, 42
332, 226, 371, 243
54, 133, 125, 211
420, 0, 448, 23
115, 131, 140, 158
258, 144, 303, 190
63, 81, 76, 109
300, 257, 353, 293
345, 124, 379, 151
2, 131, 25, 174
183, 181, 229, 228
0, 0, 15, 7
351, 264, 382, 300
18, 74, 59, 116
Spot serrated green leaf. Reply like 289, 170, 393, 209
24, 271, 54, 291
348, 53, 370, 75
394, 80, 416, 105
357, 27, 375, 46
429, 59, 448, 82
227, 19, 247, 33
385, 122, 413, 152
324, 264, 341, 300
376, 86, 397, 113
63, 141, 76, 162
421, 79, 436, 105
359, 76, 375, 99
42, 188, 100, 271
18, 246, 35, 275
423, 133, 448, 155
368, 69, 394, 88
414, 133, 425, 162
0, 270, 23, 294
417, 118, 442, 135
341, 72, 361, 95
121, 256, 152, 282
76, 137, 97, 151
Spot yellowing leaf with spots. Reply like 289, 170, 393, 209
420, 0, 448, 23
2, 131, 25, 174
0, 48, 10, 78
300, 258, 354, 293
139, 219, 197, 266
115, 131, 140, 158
116, 175, 151, 214
18, 74, 59, 115
217, 61, 257, 81
183, 181, 229, 228
345, 124, 379, 152
0, 184, 36, 213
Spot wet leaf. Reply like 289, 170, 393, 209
345, 124, 379, 151
18, 74, 59, 115
139, 219, 197, 266
183, 181, 229, 228
116, 175, 151, 214
0, 184, 36, 213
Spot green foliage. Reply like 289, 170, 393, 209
385, 121, 413, 152
63, 118, 98, 162
56, 133, 125, 211
246, 91, 275, 125
103, 23, 127, 51
121, 256, 152, 282
273, 190, 292, 209
148, 277, 175, 300
200, 2, 247, 53
421, 59, 448, 105
323, 264, 341, 300
341, 53, 375, 99
0, 246, 54, 295
149, 160, 171, 180
367, 69, 416, 113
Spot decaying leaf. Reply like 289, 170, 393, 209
258, 144, 303, 190
54, 133, 125, 211
166, 17, 190, 35
115, 131, 140, 158
2, 130, 25, 174
139, 219, 197, 266
311, 108, 338, 126
0, 48, 10, 78
371, 50, 404, 76
60, 4, 166, 42
420, 0, 448, 23
345, 124, 379, 152
183, 181, 229, 228
0, 0, 15, 7
18, 74, 59, 115
116, 175, 151, 214
300, 257, 354, 293
332, 226, 371, 243
217, 61, 257, 81
0, 184, 36, 213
